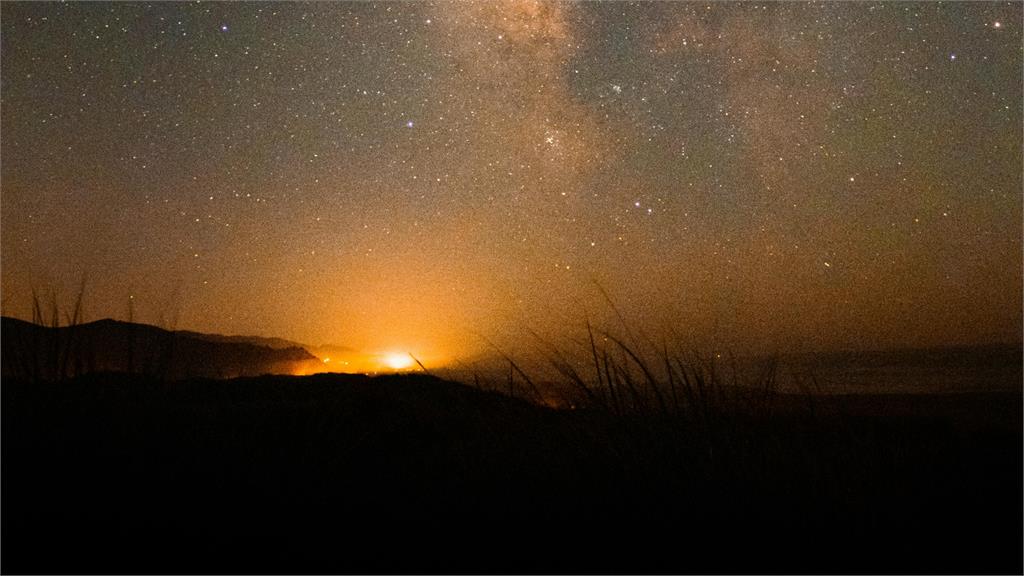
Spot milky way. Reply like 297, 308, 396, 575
2, 1, 1020, 364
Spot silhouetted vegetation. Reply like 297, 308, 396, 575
2, 291, 1020, 572
3, 365, 1020, 573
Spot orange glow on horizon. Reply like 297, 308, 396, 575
383, 352, 414, 371
289, 348, 442, 376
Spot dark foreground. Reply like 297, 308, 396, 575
3, 373, 1021, 574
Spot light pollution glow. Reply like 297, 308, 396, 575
0, 1, 1020, 369
292, 351, 430, 375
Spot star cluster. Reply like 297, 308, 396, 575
2, 1, 1020, 359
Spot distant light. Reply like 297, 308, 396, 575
949, 53, 956, 60
323, 357, 330, 363
220, 24, 229, 32
384, 352, 413, 370
406, 120, 415, 128
993, 21, 1002, 28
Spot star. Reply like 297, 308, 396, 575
0, 0, 1018, 359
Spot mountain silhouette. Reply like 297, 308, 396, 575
173, 329, 316, 350
1, 316, 321, 380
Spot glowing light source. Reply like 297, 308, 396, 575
383, 352, 414, 370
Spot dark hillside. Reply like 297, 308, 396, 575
3, 372, 1020, 573
174, 329, 308, 350
1, 317, 320, 379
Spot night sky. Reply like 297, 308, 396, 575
2, 1, 1021, 366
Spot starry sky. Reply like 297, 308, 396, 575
2, 1, 1021, 365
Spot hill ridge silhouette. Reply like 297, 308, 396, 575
1, 316, 321, 380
